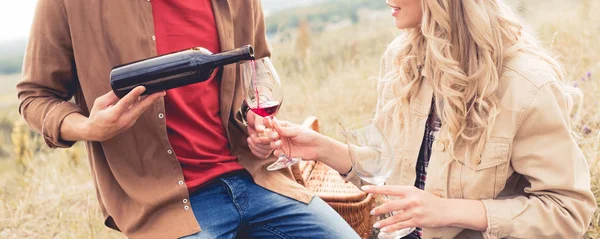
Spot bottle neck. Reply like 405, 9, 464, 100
209, 45, 255, 68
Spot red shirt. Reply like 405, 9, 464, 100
151, 0, 243, 191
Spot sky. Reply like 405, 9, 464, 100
0, 0, 37, 42
0, 0, 320, 43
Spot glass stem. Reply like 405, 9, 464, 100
271, 116, 291, 159
378, 182, 395, 223
372, 182, 397, 237
381, 194, 395, 220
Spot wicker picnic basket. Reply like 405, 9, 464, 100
291, 117, 374, 239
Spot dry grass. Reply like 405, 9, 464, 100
0, 0, 599, 238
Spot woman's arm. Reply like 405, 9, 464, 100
264, 120, 353, 175
445, 199, 487, 231
362, 185, 488, 233
479, 81, 596, 238
317, 136, 353, 175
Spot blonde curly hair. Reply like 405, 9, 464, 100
379, 0, 574, 161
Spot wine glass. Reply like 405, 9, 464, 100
344, 119, 416, 239
240, 57, 301, 171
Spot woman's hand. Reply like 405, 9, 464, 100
361, 185, 488, 233
269, 119, 324, 161
362, 185, 450, 233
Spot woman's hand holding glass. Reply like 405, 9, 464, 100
361, 185, 451, 233
245, 112, 323, 161
264, 119, 324, 161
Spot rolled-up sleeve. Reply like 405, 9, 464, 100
17, 0, 83, 148
482, 81, 596, 238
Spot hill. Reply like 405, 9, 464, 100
0, 38, 27, 74
0, 0, 386, 75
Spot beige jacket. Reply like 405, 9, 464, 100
343, 36, 596, 238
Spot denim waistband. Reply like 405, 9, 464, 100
189, 169, 249, 195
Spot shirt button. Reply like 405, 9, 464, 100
178, 180, 184, 185
184, 205, 190, 210
183, 199, 188, 204
167, 149, 173, 155
158, 113, 164, 119
433, 141, 446, 152
151, 35, 156, 41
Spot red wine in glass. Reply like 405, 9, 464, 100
250, 101, 281, 118
241, 57, 301, 171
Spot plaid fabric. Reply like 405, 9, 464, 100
404, 101, 441, 239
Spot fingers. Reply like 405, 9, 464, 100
247, 137, 273, 158
373, 210, 412, 230
380, 219, 416, 234
271, 119, 291, 128
268, 130, 281, 141
250, 133, 271, 145
262, 117, 274, 129
113, 86, 147, 115
249, 133, 273, 157
253, 114, 266, 133
272, 120, 302, 138
360, 185, 413, 197
122, 91, 166, 122
94, 90, 120, 108
246, 109, 256, 127
273, 149, 284, 157
370, 199, 412, 216
248, 112, 275, 135
270, 139, 283, 150
194, 47, 212, 54
248, 143, 269, 159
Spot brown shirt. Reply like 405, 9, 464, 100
17, 0, 313, 238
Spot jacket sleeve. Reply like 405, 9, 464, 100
481, 81, 596, 238
16, 0, 83, 149
252, 0, 271, 59
235, 0, 272, 134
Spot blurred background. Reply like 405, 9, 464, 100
0, 0, 598, 238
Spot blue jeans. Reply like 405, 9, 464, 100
180, 170, 360, 239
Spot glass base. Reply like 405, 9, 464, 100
266, 154, 302, 171
374, 227, 415, 239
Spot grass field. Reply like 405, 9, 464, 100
1, 0, 599, 238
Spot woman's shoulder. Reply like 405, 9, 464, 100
497, 52, 565, 105
377, 34, 407, 79
502, 51, 562, 90
379, 33, 407, 75
381, 34, 407, 62
499, 51, 577, 119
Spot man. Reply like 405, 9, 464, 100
17, 0, 359, 238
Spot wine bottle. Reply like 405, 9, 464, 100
110, 45, 254, 98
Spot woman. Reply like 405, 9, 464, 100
246, 0, 596, 238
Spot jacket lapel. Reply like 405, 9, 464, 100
411, 77, 434, 117
212, 0, 236, 132
406, 77, 434, 168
